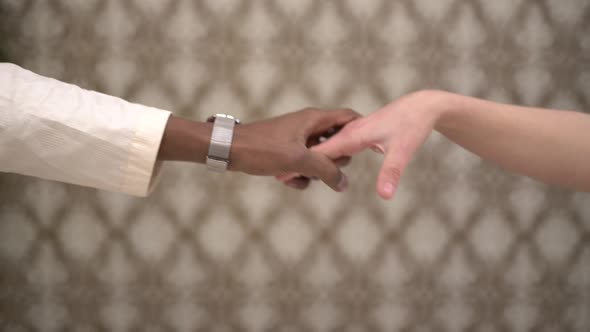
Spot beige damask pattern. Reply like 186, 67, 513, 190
1, 0, 590, 331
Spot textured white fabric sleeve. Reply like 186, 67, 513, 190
0, 63, 172, 196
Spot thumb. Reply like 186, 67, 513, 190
376, 140, 413, 200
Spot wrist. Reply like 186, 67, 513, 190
413, 90, 466, 132
186, 121, 214, 164
158, 116, 213, 163
227, 124, 252, 172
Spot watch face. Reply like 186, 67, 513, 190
207, 114, 241, 124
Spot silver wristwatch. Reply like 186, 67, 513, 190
206, 114, 240, 172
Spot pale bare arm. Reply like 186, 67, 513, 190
437, 92, 590, 193
306, 90, 590, 199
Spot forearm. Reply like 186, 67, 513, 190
434, 91, 590, 191
157, 116, 212, 163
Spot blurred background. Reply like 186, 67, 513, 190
1, 0, 589, 331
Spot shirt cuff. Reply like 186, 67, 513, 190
119, 104, 172, 197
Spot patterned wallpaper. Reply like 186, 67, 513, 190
1, 0, 589, 331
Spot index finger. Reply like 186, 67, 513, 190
304, 108, 361, 137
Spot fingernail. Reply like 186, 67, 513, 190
371, 144, 385, 154
337, 174, 348, 192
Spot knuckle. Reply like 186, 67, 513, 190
342, 108, 361, 117
389, 166, 403, 184
300, 108, 320, 122
349, 120, 372, 146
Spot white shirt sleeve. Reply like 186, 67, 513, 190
0, 63, 172, 196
